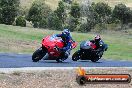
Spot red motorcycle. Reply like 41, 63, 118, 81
32, 35, 77, 62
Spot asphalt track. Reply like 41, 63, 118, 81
0, 53, 132, 68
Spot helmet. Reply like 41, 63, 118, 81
62, 29, 70, 37
94, 35, 101, 41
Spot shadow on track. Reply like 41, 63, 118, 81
38, 60, 71, 64
77, 60, 103, 63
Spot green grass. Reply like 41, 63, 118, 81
0, 24, 132, 60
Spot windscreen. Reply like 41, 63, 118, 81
49, 35, 62, 42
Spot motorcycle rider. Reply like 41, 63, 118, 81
90, 35, 106, 53
55, 29, 74, 60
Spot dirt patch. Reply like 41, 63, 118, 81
0, 68, 131, 88
0, 38, 40, 53
126, 3, 132, 8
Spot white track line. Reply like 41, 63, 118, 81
0, 67, 132, 73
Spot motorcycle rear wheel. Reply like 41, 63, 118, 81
32, 47, 46, 62
91, 55, 102, 62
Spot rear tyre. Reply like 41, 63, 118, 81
91, 55, 102, 62
72, 50, 81, 61
91, 57, 100, 62
32, 47, 46, 62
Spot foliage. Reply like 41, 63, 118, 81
39, 18, 47, 28
70, 2, 80, 18
67, 15, 80, 32
62, 0, 72, 4
94, 2, 111, 18
26, 0, 52, 28
0, 8, 2, 23
16, 16, 26, 27
79, 3, 97, 32
68, 2, 80, 31
90, 2, 112, 31
112, 4, 131, 27
79, 17, 98, 32
18, 6, 29, 16
0, 0, 20, 25
47, 13, 63, 30
54, 1, 66, 24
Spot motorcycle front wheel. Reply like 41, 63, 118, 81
72, 50, 81, 61
56, 58, 63, 63
32, 47, 46, 62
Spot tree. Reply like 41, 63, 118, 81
79, 2, 98, 32
26, 0, 52, 28
0, 8, 2, 23
67, 16, 79, 31
69, 2, 80, 31
0, 0, 20, 25
47, 13, 63, 30
54, 1, 66, 24
18, 6, 29, 16
80, 0, 91, 17
90, 2, 112, 30
87, 2, 100, 30
15, 16, 26, 27
112, 4, 131, 29
93, 2, 112, 25
62, 0, 72, 4
70, 2, 80, 18
94, 3, 111, 18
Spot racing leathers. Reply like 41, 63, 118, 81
55, 34, 74, 60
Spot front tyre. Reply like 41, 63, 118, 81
32, 48, 46, 62
91, 57, 100, 62
72, 50, 81, 61
56, 58, 63, 63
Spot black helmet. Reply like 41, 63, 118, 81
94, 35, 101, 42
